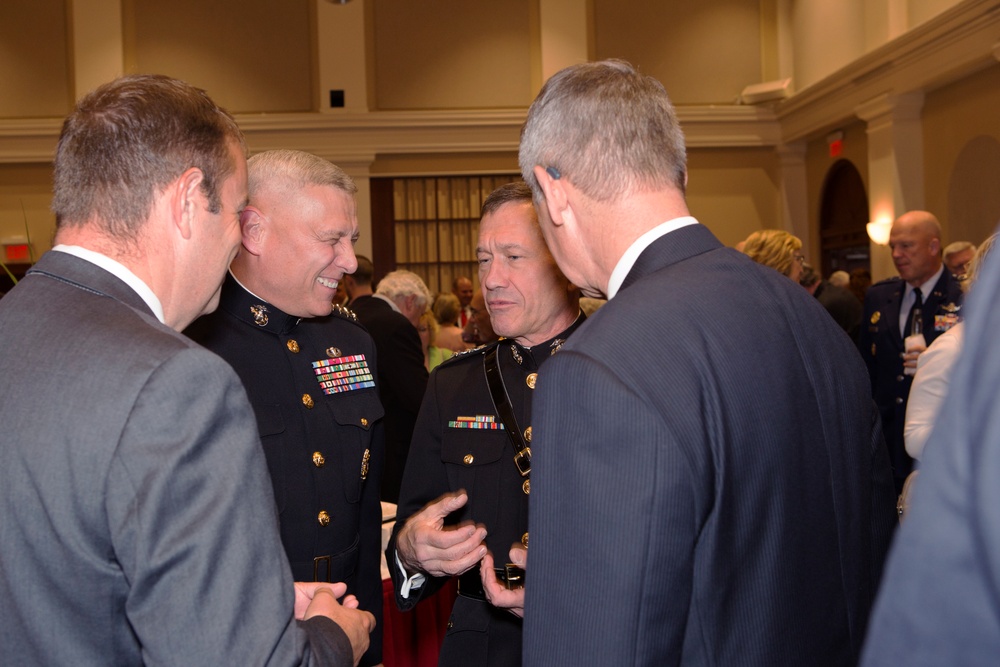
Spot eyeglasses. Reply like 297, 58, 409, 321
793, 254, 805, 264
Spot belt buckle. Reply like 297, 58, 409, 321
513, 448, 531, 477
503, 563, 525, 590
313, 555, 332, 582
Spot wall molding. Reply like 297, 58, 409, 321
1, 0, 996, 167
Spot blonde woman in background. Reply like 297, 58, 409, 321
742, 229, 805, 283
418, 309, 453, 371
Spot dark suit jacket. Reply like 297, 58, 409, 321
814, 279, 863, 341
186, 275, 385, 665
0, 251, 352, 665
523, 225, 897, 666
350, 294, 429, 503
859, 226, 1000, 665
858, 271, 963, 489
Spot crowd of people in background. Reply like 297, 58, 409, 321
5, 60, 1000, 667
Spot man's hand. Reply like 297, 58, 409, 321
295, 581, 375, 666
396, 491, 488, 578
902, 345, 927, 373
481, 546, 527, 618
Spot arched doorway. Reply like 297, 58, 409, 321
819, 159, 870, 277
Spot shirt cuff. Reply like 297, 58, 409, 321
395, 550, 426, 599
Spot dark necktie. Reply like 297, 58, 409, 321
905, 287, 923, 337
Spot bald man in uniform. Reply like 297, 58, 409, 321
859, 210, 964, 494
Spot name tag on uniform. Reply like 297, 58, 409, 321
448, 415, 505, 430
312, 354, 375, 394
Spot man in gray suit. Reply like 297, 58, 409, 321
519, 60, 896, 666
0, 75, 373, 666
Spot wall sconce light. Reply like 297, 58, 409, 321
866, 219, 892, 245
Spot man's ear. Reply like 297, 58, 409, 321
173, 167, 205, 240
533, 164, 570, 228
240, 206, 265, 256
930, 237, 941, 255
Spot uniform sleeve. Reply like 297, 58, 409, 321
523, 351, 699, 666
388, 368, 453, 611
106, 347, 353, 666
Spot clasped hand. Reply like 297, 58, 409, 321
396, 490, 488, 578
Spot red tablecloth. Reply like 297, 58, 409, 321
382, 577, 457, 667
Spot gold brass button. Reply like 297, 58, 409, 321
463, 454, 474, 465
286, 339, 300, 353
526, 372, 537, 389
522, 479, 530, 495
360, 417, 369, 427
312, 451, 325, 468
302, 394, 314, 409
318, 510, 330, 527
521, 532, 529, 548
523, 426, 532, 443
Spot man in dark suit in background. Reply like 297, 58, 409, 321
519, 59, 896, 666
0, 75, 371, 666
351, 268, 431, 503
185, 149, 385, 665
859, 210, 963, 493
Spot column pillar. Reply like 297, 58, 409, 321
855, 91, 925, 281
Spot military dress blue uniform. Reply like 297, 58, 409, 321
388, 315, 584, 667
859, 271, 963, 492
186, 274, 385, 665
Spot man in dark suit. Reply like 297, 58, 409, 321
0, 75, 372, 666
388, 182, 583, 666
518, 60, 896, 666
859, 222, 1000, 665
351, 269, 431, 503
185, 149, 385, 665
859, 210, 963, 493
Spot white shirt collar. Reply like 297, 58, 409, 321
374, 293, 402, 313
52, 245, 165, 323
606, 216, 699, 299
911, 264, 945, 300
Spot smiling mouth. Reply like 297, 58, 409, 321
316, 277, 338, 289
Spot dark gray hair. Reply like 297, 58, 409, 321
481, 181, 533, 217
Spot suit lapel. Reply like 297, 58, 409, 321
620, 223, 723, 292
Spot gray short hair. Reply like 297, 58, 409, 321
376, 270, 432, 312
944, 240, 976, 259
247, 149, 357, 200
519, 59, 687, 203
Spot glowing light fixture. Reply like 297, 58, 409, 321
866, 219, 892, 245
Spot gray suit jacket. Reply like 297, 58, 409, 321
524, 225, 896, 666
0, 251, 352, 665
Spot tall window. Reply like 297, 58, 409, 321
374, 175, 518, 294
